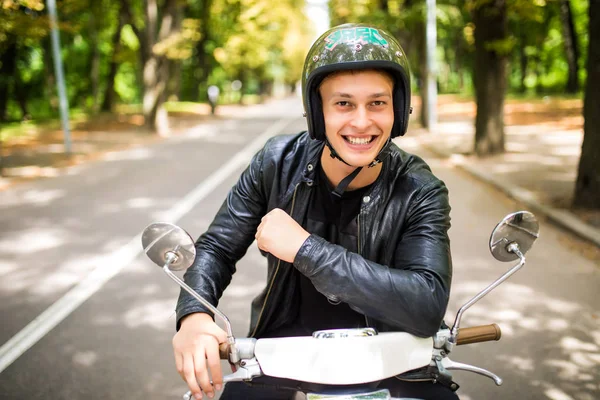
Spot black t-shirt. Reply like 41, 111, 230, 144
267, 166, 373, 338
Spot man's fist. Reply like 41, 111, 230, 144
255, 208, 310, 263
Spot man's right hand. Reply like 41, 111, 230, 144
173, 313, 228, 399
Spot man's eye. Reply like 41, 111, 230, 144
336, 101, 350, 107
371, 101, 386, 106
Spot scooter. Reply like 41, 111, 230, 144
141, 211, 539, 400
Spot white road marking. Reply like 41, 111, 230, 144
0, 117, 296, 373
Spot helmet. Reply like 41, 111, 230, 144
302, 23, 412, 141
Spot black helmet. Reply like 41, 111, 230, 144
302, 23, 412, 141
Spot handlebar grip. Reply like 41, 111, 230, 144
219, 342, 230, 359
456, 323, 501, 345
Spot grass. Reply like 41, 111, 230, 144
0, 110, 90, 142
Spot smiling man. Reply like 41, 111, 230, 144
172, 24, 455, 400
318, 69, 394, 190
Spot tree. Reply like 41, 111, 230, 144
140, 0, 181, 135
573, 0, 599, 209
212, 0, 311, 99
558, 0, 580, 93
186, 0, 215, 101
0, 0, 48, 121
101, 0, 127, 112
0, 0, 47, 175
471, 0, 509, 156
0, 39, 17, 122
117, 0, 178, 134
508, 1, 546, 93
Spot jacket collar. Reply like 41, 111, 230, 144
300, 136, 326, 184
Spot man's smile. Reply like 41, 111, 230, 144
343, 135, 376, 145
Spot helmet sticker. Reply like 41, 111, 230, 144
324, 27, 389, 51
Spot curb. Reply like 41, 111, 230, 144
420, 142, 600, 249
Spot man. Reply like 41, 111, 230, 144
173, 23, 454, 400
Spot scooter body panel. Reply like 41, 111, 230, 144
255, 332, 433, 384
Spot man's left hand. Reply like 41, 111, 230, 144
255, 208, 310, 263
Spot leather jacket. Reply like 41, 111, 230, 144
176, 131, 452, 339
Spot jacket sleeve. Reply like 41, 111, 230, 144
293, 180, 452, 338
175, 145, 269, 330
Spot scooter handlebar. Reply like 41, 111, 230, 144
456, 323, 501, 345
219, 325, 502, 362
219, 343, 230, 359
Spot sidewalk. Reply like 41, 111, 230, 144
409, 97, 600, 249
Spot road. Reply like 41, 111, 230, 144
0, 97, 598, 400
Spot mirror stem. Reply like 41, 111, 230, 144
450, 243, 525, 341
162, 252, 240, 364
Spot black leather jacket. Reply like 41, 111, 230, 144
176, 131, 452, 338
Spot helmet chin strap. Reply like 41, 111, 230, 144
325, 138, 393, 198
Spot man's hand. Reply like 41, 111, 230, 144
255, 208, 310, 263
173, 313, 227, 399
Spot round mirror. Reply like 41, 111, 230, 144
141, 222, 196, 271
489, 211, 539, 262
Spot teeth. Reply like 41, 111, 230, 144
346, 136, 373, 145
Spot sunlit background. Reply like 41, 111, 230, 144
0, 1, 598, 400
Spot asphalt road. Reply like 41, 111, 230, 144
0, 97, 598, 400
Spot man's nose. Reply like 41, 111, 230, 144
350, 106, 372, 131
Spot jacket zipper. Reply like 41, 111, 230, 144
357, 210, 371, 328
250, 182, 301, 337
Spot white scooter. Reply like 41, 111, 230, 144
141, 211, 539, 400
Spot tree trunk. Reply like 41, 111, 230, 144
558, 0, 580, 93
195, 0, 213, 101
120, 0, 146, 102
90, 12, 101, 112
454, 34, 464, 92
534, 53, 545, 94
518, 29, 528, 93
142, 0, 159, 130
519, 48, 527, 93
14, 62, 30, 120
0, 126, 4, 177
42, 36, 58, 113
0, 41, 17, 122
168, 5, 184, 101
473, 0, 507, 156
238, 70, 247, 104
142, 0, 179, 135
535, 7, 552, 94
573, 0, 600, 209
101, 8, 126, 112
414, 20, 428, 128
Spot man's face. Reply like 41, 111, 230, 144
319, 70, 394, 168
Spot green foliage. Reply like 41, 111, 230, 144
484, 37, 517, 55
506, 0, 588, 93
154, 18, 202, 60
212, 0, 312, 82
0, 1, 49, 45
326, 0, 588, 97
328, 0, 472, 95
114, 62, 140, 104
0, 0, 590, 127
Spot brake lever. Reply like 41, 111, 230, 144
223, 357, 262, 382
182, 358, 263, 400
441, 357, 503, 386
